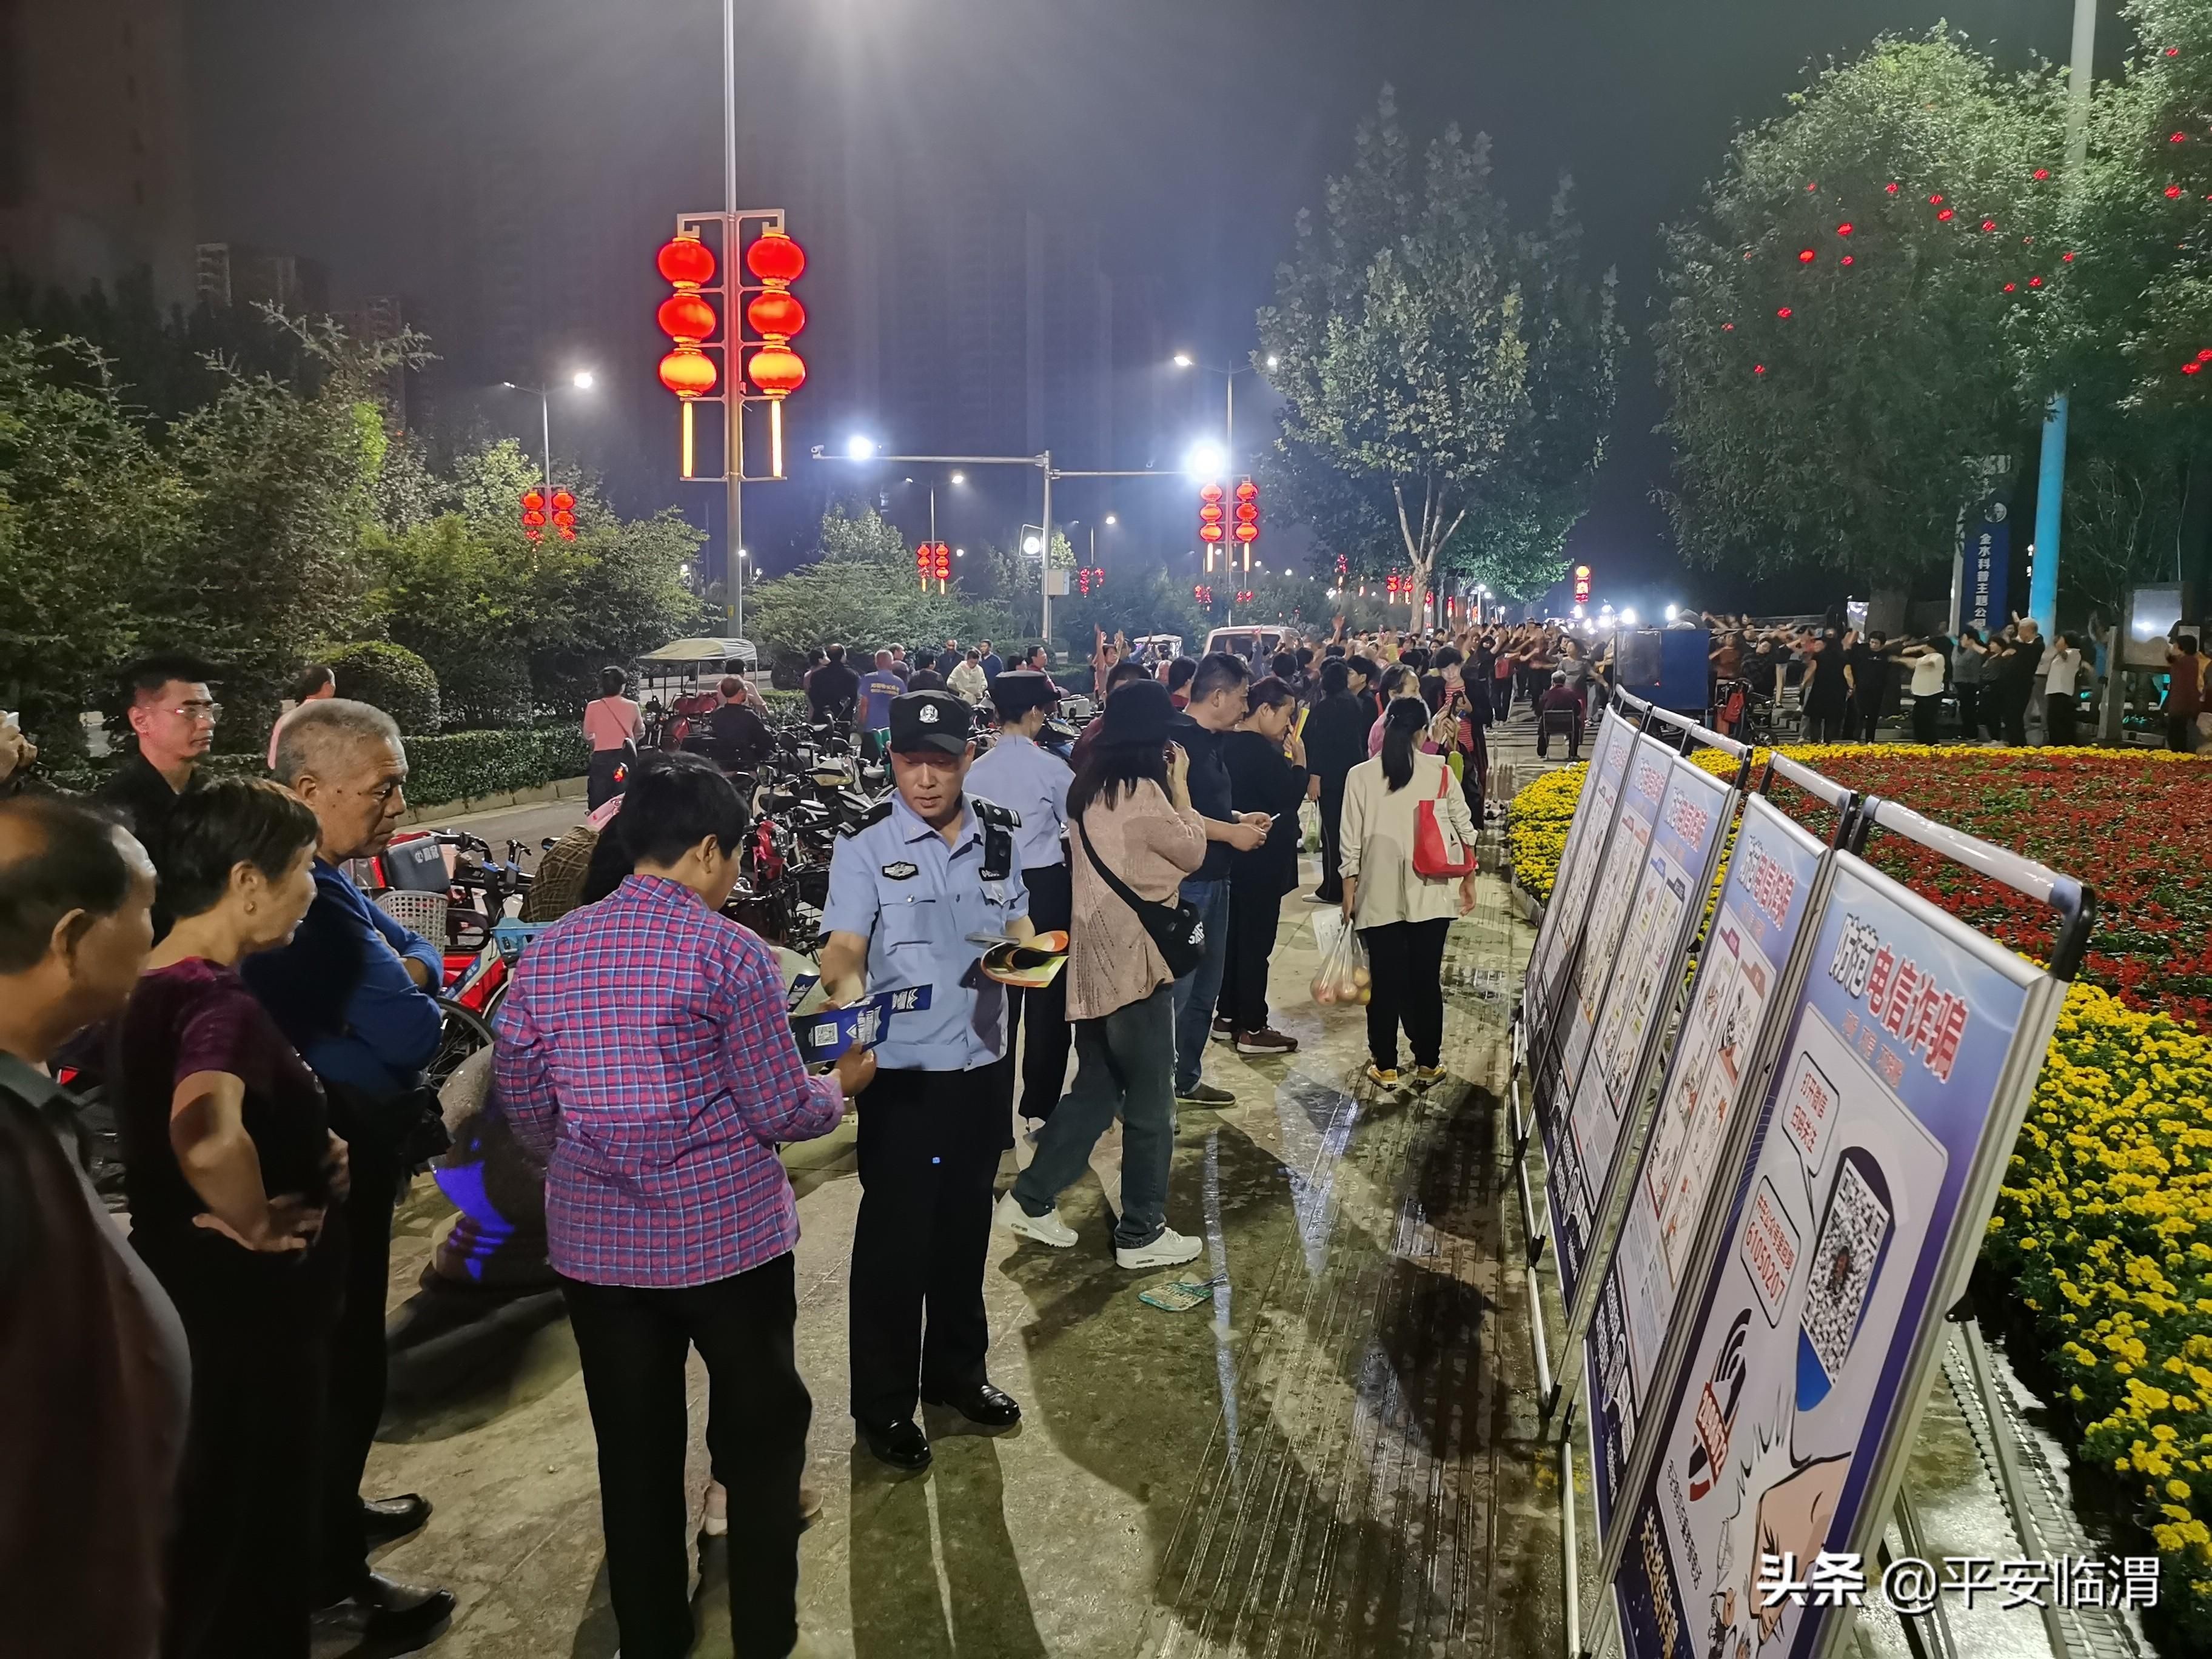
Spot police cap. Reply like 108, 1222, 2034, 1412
886, 690, 974, 756
987, 669, 1059, 720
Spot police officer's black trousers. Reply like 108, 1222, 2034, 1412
849, 1062, 1010, 1427
1004, 861, 1073, 1120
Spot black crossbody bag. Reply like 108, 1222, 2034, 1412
1071, 814, 1207, 979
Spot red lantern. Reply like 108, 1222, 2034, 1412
2187, 363, 2204, 376
521, 489, 546, 513
1798, 249, 1816, 263
746, 342, 806, 399
1836, 223, 1854, 236
1885, 182, 1901, 195
656, 292, 717, 344
2033, 168, 2051, 181
1937, 208, 1955, 222
2167, 184, 2186, 199
745, 229, 806, 287
1776, 306, 1793, 318
657, 235, 716, 287
1981, 219, 1997, 232
1840, 255, 1855, 266
659, 346, 718, 400
746, 289, 806, 340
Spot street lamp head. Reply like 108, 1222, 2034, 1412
1184, 440, 1227, 481
571, 370, 595, 390
955, 548, 965, 558
845, 435, 877, 460
1265, 354, 1279, 370
1620, 608, 1638, 626
1104, 514, 1118, 526
1022, 535, 1044, 556
1173, 353, 1195, 369
949, 471, 965, 485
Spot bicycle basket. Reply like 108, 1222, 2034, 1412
375, 888, 450, 945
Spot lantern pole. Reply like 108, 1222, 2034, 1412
1040, 452, 1054, 652
722, 0, 744, 645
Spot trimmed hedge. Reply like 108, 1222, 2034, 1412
326, 642, 440, 733
400, 727, 589, 809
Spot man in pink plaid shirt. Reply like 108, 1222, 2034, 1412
496, 754, 872, 1659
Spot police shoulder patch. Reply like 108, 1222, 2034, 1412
837, 799, 895, 839
880, 861, 918, 880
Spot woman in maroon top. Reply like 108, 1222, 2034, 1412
113, 779, 342, 1659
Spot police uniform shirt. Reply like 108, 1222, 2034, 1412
822, 796, 1030, 1072
965, 734, 1070, 871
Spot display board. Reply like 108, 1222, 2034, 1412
1583, 794, 1827, 1539
1547, 749, 1737, 1316
1606, 854, 2058, 1659
1524, 708, 1637, 1030
1542, 735, 1676, 1121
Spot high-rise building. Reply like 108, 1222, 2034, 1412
195, 243, 330, 315
0, 0, 196, 304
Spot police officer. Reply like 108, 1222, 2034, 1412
819, 690, 1037, 1471
965, 671, 1073, 1128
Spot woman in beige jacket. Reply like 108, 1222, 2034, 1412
1339, 696, 1477, 1089
995, 680, 1210, 1270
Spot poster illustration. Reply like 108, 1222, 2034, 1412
1527, 710, 1635, 1024
1586, 797, 1825, 1537
1610, 857, 2043, 1659
1551, 737, 1675, 1114
1551, 752, 1734, 1313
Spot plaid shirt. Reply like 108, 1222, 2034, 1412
494, 874, 844, 1287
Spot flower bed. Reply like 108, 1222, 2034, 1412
1509, 745, 2212, 1031
1507, 745, 2212, 1644
1983, 985, 2212, 1647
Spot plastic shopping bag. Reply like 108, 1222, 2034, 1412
1309, 914, 1371, 1008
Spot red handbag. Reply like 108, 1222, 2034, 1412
1413, 767, 1476, 878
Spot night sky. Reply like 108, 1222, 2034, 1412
185, 0, 2114, 611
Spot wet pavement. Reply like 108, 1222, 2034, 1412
331, 870, 1561, 1658
326, 798, 2091, 1658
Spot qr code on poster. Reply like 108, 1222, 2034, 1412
1802, 1155, 1891, 1384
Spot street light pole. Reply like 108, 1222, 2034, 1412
2029, 0, 2098, 637
538, 392, 553, 497
722, 0, 745, 643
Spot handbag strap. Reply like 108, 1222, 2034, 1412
1071, 814, 1169, 922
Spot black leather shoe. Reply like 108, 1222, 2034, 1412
922, 1381, 1022, 1429
362, 1492, 432, 1549
312, 1574, 457, 1654
859, 1417, 932, 1471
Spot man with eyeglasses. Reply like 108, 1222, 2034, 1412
243, 697, 456, 1652
98, 654, 218, 841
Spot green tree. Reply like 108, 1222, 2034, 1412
1260, 90, 1620, 618
1654, 33, 2067, 599
0, 334, 189, 754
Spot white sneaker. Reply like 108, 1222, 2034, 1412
1116, 1227, 1204, 1271
996, 1190, 1077, 1248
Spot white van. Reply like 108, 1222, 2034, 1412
1203, 625, 1287, 665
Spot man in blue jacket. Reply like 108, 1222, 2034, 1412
246, 699, 455, 1652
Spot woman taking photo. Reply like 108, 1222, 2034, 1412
113, 779, 344, 1658
1217, 677, 1312, 1054
1339, 697, 1477, 1091
581, 665, 643, 808
996, 679, 1208, 1270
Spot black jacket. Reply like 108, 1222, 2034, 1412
1303, 692, 1369, 790
1221, 730, 1309, 895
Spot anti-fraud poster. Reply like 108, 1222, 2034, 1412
1611, 856, 2043, 1659
1584, 796, 1824, 1540
1528, 711, 1635, 1022
1551, 737, 1674, 1116
1550, 752, 1734, 1314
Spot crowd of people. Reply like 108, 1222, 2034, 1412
0, 626, 1501, 1659
9, 596, 2195, 1659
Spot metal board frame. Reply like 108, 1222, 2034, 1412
1593, 818, 2090, 1659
